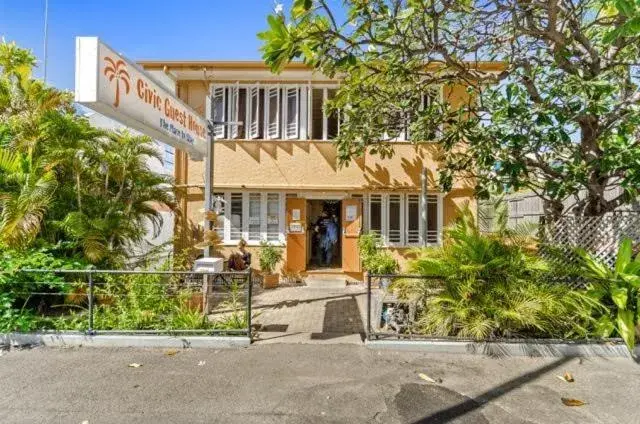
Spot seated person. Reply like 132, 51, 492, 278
228, 239, 251, 271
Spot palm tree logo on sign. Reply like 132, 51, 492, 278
103, 57, 130, 108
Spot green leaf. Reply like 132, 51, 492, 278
616, 309, 636, 351
612, 286, 629, 310
615, 0, 635, 15
595, 315, 615, 338
615, 238, 633, 274
292, 0, 313, 19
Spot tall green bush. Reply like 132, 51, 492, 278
397, 210, 602, 340
578, 238, 640, 351
358, 232, 399, 274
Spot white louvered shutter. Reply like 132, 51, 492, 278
284, 86, 299, 139
212, 86, 226, 138
266, 86, 280, 139
248, 86, 260, 139
229, 83, 239, 139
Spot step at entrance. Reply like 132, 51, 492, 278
304, 274, 347, 289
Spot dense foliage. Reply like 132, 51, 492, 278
0, 41, 175, 268
394, 211, 603, 340
579, 238, 640, 351
358, 232, 399, 274
260, 0, 640, 218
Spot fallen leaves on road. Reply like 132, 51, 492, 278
164, 349, 179, 356
418, 373, 442, 383
556, 372, 575, 383
128, 363, 143, 368
561, 398, 586, 407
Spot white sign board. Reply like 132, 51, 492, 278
345, 205, 358, 222
75, 37, 207, 160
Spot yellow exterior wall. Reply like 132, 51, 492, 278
171, 79, 477, 272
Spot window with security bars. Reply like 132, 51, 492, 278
266, 193, 280, 241
426, 194, 439, 244
229, 193, 243, 240
369, 194, 383, 235
388, 194, 402, 243
366, 193, 441, 246
406, 194, 420, 244
248, 193, 262, 241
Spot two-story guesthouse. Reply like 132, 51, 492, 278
138, 60, 497, 279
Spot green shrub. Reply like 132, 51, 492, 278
578, 238, 640, 352
396, 210, 602, 340
259, 241, 283, 273
358, 232, 399, 274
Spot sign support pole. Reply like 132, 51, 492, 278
205, 119, 242, 258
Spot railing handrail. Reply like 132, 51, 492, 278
367, 273, 443, 279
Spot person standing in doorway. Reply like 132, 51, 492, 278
313, 211, 328, 266
322, 214, 339, 266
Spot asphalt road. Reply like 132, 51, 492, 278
0, 344, 638, 423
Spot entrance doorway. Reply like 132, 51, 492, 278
306, 199, 342, 269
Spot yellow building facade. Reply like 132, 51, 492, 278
138, 61, 497, 278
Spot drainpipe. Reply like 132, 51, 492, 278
420, 166, 428, 246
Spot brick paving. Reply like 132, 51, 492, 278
251, 284, 368, 336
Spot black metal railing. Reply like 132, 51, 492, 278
0, 268, 252, 338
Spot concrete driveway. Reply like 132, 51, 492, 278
0, 344, 638, 423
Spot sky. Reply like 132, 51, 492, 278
0, 0, 289, 91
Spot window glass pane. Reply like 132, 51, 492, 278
266, 193, 280, 242
388, 194, 401, 243
230, 193, 243, 240
369, 194, 382, 234
406, 194, 419, 244
327, 89, 338, 139
311, 88, 323, 139
248, 193, 261, 241
426, 194, 438, 243
237, 88, 246, 137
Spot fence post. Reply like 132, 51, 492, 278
87, 270, 95, 335
202, 274, 210, 314
366, 273, 372, 340
246, 269, 253, 341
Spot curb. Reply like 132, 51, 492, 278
0, 333, 251, 349
365, 339, 637, 358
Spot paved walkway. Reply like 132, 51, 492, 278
251, 284, 368, 343
1, 344, 639, 423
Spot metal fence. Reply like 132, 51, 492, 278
0, 269, 252, 338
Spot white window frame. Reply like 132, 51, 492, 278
215, 191, 287, 246
365, 192, 443, 247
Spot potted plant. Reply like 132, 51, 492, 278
259, 241, 283, 289
358, 232, 399, 289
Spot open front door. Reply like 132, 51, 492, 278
341, 199, 362, 273
285, 198, 307, 273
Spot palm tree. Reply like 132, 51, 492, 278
0, 147, 57, 247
